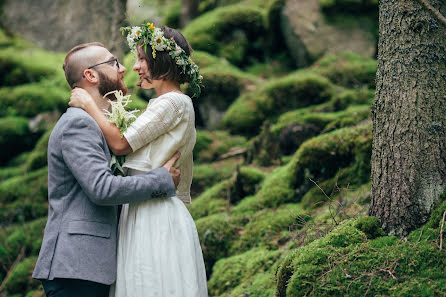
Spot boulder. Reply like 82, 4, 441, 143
280, 0, 377, 67
1, 0, 127, 59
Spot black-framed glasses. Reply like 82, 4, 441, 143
87, 58, 120, 69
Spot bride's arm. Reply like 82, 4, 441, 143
69, 88, 133, 156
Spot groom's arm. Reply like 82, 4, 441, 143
61, 113, 176, 205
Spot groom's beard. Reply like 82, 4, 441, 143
97, 71, 128, 101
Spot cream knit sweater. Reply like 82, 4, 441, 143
123, 92, 195, 204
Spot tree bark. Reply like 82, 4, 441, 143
180, 0, 199, 28
370, 0, 446, 236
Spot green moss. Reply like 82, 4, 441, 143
223, 72, 334, 135
276, 216, 446, 296
231, 204, 303, 253
195, 213, 239, 277
188, 179, 231, 220
229, 166, 265, 204
3, 256, 39, 296
0, 46, 65, 87
0, 167, 48, 224
163, 0, 181, 28
0, 165, 26, 183
0, 218, 46, 283
0, 81, 68, 117
194, 130, 247, 163
192, 161, 238, 196
294, 121, 372, 200
328, 88, 374, 111
208, 248, 282, 296
183, 5, 265, 66
25, 127, 54, 171
311, 52, 377, 89
0, 116, 39, 165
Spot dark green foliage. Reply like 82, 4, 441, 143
208, 248, 282, 296
0, 82, 68, 117
0, 116, 38, 165
195, 214, 239, 277
223, 72, 334, 136
354, 216, 385, 239
311, 52, 377, 88
0, 167, 48, 224
183, 5, 265, 66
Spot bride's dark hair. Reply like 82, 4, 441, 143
137, 26, 193, 86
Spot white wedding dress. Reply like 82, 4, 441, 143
109, 92, 208, 297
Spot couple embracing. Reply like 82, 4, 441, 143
32, 23, 208, 297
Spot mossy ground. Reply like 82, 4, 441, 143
1, 4, 444, 297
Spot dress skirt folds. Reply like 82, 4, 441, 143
110, 195, 208, 297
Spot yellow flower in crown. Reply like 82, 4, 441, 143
147, 22, 155, 31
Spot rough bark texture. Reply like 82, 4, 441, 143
370, 0, 446, 236
1, 0, 127, 59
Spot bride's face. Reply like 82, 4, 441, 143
133, 51, 153, 89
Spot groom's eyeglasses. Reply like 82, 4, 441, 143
87, 58, 120, 69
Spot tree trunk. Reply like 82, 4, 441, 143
370, 0, 446, 237
180, 0, 199, 28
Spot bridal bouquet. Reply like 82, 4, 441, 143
103, 90, 139, 176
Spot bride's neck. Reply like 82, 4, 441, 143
154, 80, 181, 97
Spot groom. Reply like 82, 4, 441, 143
32, 42, 179, 297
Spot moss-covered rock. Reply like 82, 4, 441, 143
0, 116, 35, 165
194, 130, 247, 163
3, 256, 39, 296
311, 52, 377, 89
276, 217, 446, 296
0, 46, 65, 86
23, 126, 54, 172
223, 72, 334, 136
187, 67, 250, 128
208, 248, 282, 296
195, 213, 239, 278
294, 121, 372, 199
231, 204, 303, 253
0, 167, 48, 224
188, 180, 231, 220
0, 81, 68, 117
183, 5, 265, 66
229, 166, 265, 204
192, 160, 238, 196
0, 218, 46, 284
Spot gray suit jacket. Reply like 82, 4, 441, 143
32, 108, 176, 285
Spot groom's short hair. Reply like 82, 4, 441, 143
63, 42, 105, 88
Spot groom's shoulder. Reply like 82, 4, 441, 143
57, 108, 98, 130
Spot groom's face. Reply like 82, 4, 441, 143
93, 48, 128, 99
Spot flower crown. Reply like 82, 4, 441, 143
121, 22, 203, 98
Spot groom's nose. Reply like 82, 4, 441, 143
119, 63, 126, 74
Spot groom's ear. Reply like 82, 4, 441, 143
83, 69, 99, 84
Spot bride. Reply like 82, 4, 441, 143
69, 23, 207, 297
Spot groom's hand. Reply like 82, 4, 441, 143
163, 151, 181, 189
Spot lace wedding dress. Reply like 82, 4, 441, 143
109, 92, 207, 297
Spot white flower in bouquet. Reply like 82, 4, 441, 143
103, 90, 140, 176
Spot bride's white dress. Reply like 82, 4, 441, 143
110, 92, 208, 297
